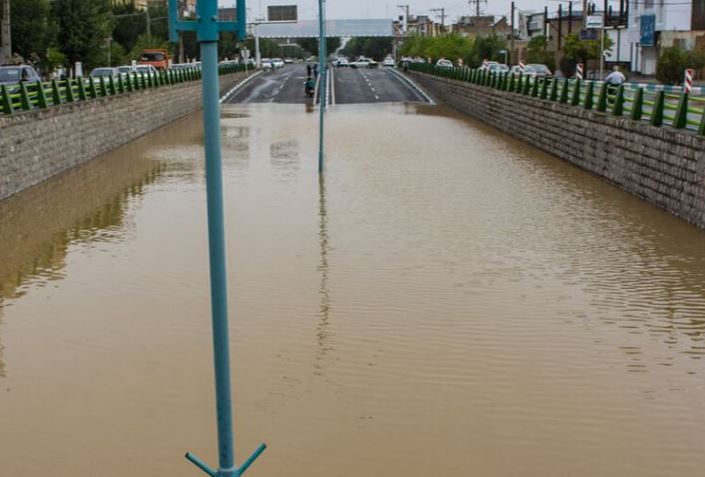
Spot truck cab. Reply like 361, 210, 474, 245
138, 49, 170, 71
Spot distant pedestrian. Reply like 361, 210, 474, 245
307, 64, 312, 76
604, 65, 626, 86
313, 63, 319, 79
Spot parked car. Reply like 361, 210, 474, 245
135, 64, 159, 77
89, 67, 118, 78
261, 58, 273, 70
488, 63, 510, 74
0, 64, 41, 87
350, 57, 371, 68
383, 57, 396, 67
271, 58, 285, 69
116, 65, 136, 75
509, 64, 552, 78
435, 58, 453, 69
284, 58, 295, 64
333, 57, 349, 67
479, 61, 499, 71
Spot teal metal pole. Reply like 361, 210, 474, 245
201, 38, 237, 476
318, 0, 326, 174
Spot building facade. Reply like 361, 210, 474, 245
627, 0, 704, 74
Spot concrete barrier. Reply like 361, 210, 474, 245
409, 71, 705, 230
0, 71, 252, 201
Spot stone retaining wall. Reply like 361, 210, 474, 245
0, 71, 251, 200
410, 71, 705, 229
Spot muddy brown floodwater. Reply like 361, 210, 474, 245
1, 102, 705, 477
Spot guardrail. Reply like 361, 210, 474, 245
0, 63, 249, 116
409, 63, 705, 135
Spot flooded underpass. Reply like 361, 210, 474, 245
1, 101, 705, 477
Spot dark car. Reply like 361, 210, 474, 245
0, 65, 41, 87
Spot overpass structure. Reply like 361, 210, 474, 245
256, 19, 394, 38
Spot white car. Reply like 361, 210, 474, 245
435, 58, 453, 69
271, 58, 285, 69
261, 58, 273, 70
479, 61, 499, 71
350, 57, 371, 68
334, 58, 350, 67
135, 64, 159, 75
488, 63, 510, 74
382, 57, 396, 67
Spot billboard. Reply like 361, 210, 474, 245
585, 15, 604, 29
640, 14, 655, 46
268, 5, 298, 22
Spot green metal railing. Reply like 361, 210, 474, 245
0, 63, 249, 116
409, 63, 705, 135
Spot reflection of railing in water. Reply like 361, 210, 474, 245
315, 175, 333, 375
0, 149, 166, 379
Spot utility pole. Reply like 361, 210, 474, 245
510, 2, 515, 63
146, 4, 152, 39
431, 8, 446, 33
468, 0, 487, 18
1, 0, 10, 64
397, 4, 410, 33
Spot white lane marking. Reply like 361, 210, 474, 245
220, 71, 264, 104
388, 68, 435, 105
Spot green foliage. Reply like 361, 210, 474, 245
341, 37, 394, 60
467, 35, 507, 67
297, 38, 342, 57
399, 34, 433, 59
656, 46, 705, 84
9, 0, 56, 65
44, 47, 66, 73
53, 0, 114, 70
525, 35, 556, 71
562, 32, 613, 65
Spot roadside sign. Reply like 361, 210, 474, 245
268, 5, 298, 22
586, 15, 604, 29
579, 29, 598, 40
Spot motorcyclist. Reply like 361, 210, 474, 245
604, 65, 626, 86
305, 76, 315, 97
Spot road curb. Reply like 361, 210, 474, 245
220, 70, 264, 104
390, 68, 436, 105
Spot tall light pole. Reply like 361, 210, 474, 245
168, 1, 267, 476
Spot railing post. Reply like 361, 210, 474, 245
672, 92, 688, 129
583, 80, 594, 110
522, 76, 531, 95
77, 78, 88, 100
36, 81, 49, 108
630, 87, 643, 121
549, 77, 558, 101
539, 77, 549, 99
99, 76, 108, 97
1, 84, 14, 114
51, 79, 62, 106
108, 75, 117, 95
570, 78, 581, 106
64, 79, 75, 103
612, 85, 625, 116
650, 90, 665, 126
559, 78, 569, 103
88, 77, 98, 98
699, 106, 705, 135
530, 77, 539, 97
19, 81, 32, 110
596, 82, 607, 112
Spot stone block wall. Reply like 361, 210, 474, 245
410, 72, 705, 229
0, 71, 251, 200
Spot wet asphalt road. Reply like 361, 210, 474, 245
227, 64, 427, 105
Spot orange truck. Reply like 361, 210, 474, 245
138, 49, 170, 70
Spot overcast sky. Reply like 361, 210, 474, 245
226, 0, 564, 23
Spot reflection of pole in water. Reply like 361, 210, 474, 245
315, 175, 332, 375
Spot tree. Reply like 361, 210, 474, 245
525, 35, 556, 71
9, 0, 56, 65
467, 35, 507, 67
562, 32, 613, 66
297, 37, 341, 57
53, 0, 114, 70
656, 46, 705, 84
341, 37, 394, 60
